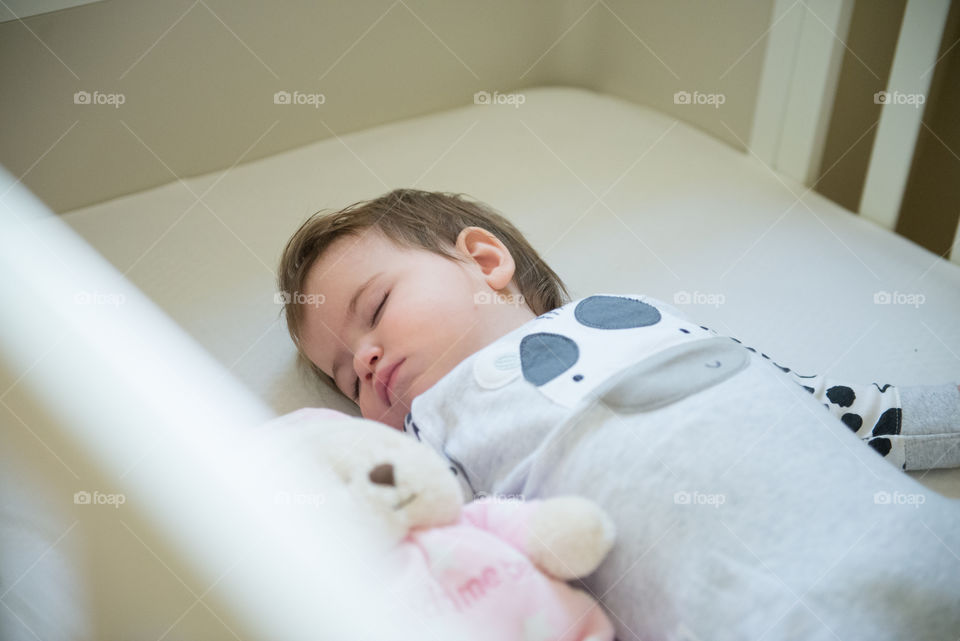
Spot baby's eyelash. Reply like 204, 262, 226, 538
351, 291, 388, 402
371, 292, 388, 326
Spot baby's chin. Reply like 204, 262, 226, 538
361, 400, 409, 432
365, 363, 449, 430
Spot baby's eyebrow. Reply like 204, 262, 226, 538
331, 271, 383, 389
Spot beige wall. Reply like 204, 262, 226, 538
559, 0, 772, 155
0, 0, 774, 213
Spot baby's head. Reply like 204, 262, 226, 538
278, 188, 569, 430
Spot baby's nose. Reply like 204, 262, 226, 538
368, 463, 395, 486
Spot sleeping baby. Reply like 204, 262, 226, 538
278, 188, 960, 641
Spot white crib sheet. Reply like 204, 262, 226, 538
61, 86, 960, 496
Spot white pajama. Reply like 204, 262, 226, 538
404, 294, 960, 641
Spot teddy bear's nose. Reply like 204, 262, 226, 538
368, 463, 395, 487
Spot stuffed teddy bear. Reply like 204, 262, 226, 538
261, 407, 617, 641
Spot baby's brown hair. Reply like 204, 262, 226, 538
277, 188, 570, 391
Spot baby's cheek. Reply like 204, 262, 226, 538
359, 395, 405, 431
409, 366, 442, 399
375, 405, 405, 431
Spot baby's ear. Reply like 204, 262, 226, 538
455, 226, 515, 290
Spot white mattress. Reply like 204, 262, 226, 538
62, 86, 960, 496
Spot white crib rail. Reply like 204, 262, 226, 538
0, 167, 452, 640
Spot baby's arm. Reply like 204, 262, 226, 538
783, 369, 960, 471
884, 382, 960, 471
644, 295, 960, 472
731, 336, 960, 472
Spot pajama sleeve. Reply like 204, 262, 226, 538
734, 339, 960, 472
894, 383, 960, 471
641, 295, 960, 472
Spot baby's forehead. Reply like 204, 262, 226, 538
306, 232, 379, 282
322, 229, 408, 264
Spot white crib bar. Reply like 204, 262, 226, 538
0, 167, 452, 640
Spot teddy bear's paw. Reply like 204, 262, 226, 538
526, 496, 616, 580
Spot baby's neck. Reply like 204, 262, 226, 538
486, 303, 537, 344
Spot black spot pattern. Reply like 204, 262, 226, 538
520, 296, 671, 388
403, 413, 422, 441
446, 455, 475, 495
519, 333, 579, 385
841, 413, 863, 431
723, 334, 800, 375
573, 295, 661, 329
403, 412, 420, 441
872, 407, 902, 437
826, 386, 856, 408
873, 383, 893, 393
869, 437, 892, 456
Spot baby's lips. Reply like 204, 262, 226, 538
376, 358, 405, 406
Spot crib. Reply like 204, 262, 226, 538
2, 1, 959, 639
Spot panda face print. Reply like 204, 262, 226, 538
519, 333, 579, 386
574, 295, 662, 329
519, 297, 663, 386
474, 294, 723, 409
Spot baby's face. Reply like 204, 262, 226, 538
299, 227, 535, 430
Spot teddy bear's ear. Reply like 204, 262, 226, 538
257, 410, 415, 481
258, 407, 354, 432
256, 410, 364, 471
